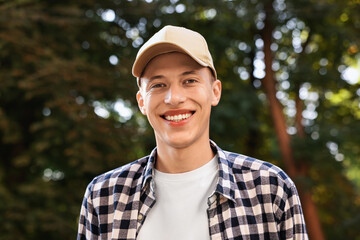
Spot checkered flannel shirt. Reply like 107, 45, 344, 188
77, 141, 308, 240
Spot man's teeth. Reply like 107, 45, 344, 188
165, 113, 192, 122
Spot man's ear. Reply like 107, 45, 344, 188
136, 91, 147, 115
211, 79, 222, 106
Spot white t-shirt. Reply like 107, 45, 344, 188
137, 154, 218, 240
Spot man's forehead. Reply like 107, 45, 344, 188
141, 53, 204, 76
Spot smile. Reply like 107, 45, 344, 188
162, 111, 195, 122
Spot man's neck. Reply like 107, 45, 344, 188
155, 138, 214, 173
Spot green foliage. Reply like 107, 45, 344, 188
1, 0, 359, 239
0, 0, 150, 238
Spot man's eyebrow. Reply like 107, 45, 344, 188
148, 75, 165, 82
146, 70, 198, 82
180, 70, 197, 76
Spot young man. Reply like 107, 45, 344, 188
77, 26, 308, 240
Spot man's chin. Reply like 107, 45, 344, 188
156, 135, 197, 150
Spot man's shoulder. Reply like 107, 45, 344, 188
219, 149, 293, 186
86, 156, 149, 194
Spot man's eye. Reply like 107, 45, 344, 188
151, 83, 166, 88
184, 79, 197, 84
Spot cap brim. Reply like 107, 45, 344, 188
132, 42, 208, 78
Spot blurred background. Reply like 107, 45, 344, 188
1, 0, 359, 239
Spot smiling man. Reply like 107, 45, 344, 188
77, 26, 308, 240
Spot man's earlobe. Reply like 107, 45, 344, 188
136, 91, 147, 115
211, 79, 222, 106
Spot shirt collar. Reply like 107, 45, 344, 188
210, 140, 237, 203
141, 140, 237, 203
141, 147, 157, 190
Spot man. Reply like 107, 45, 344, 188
77, 25, 308, 240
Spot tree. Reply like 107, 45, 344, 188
0, 0, 150, 238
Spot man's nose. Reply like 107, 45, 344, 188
164, 85, 186, 105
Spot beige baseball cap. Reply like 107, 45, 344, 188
132, 25, 217, 84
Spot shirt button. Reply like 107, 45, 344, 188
137, 213, 144, 222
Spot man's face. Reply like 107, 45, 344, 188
136, 52, 221, 150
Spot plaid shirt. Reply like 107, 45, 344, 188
77, 141, 308, 240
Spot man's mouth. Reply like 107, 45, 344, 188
161, 111, 195, 122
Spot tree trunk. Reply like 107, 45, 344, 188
295, 94, 326, 240
261, 3, 325, 240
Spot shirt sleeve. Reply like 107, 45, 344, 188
77, 183, 100, 240
276, 182, 309, 240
